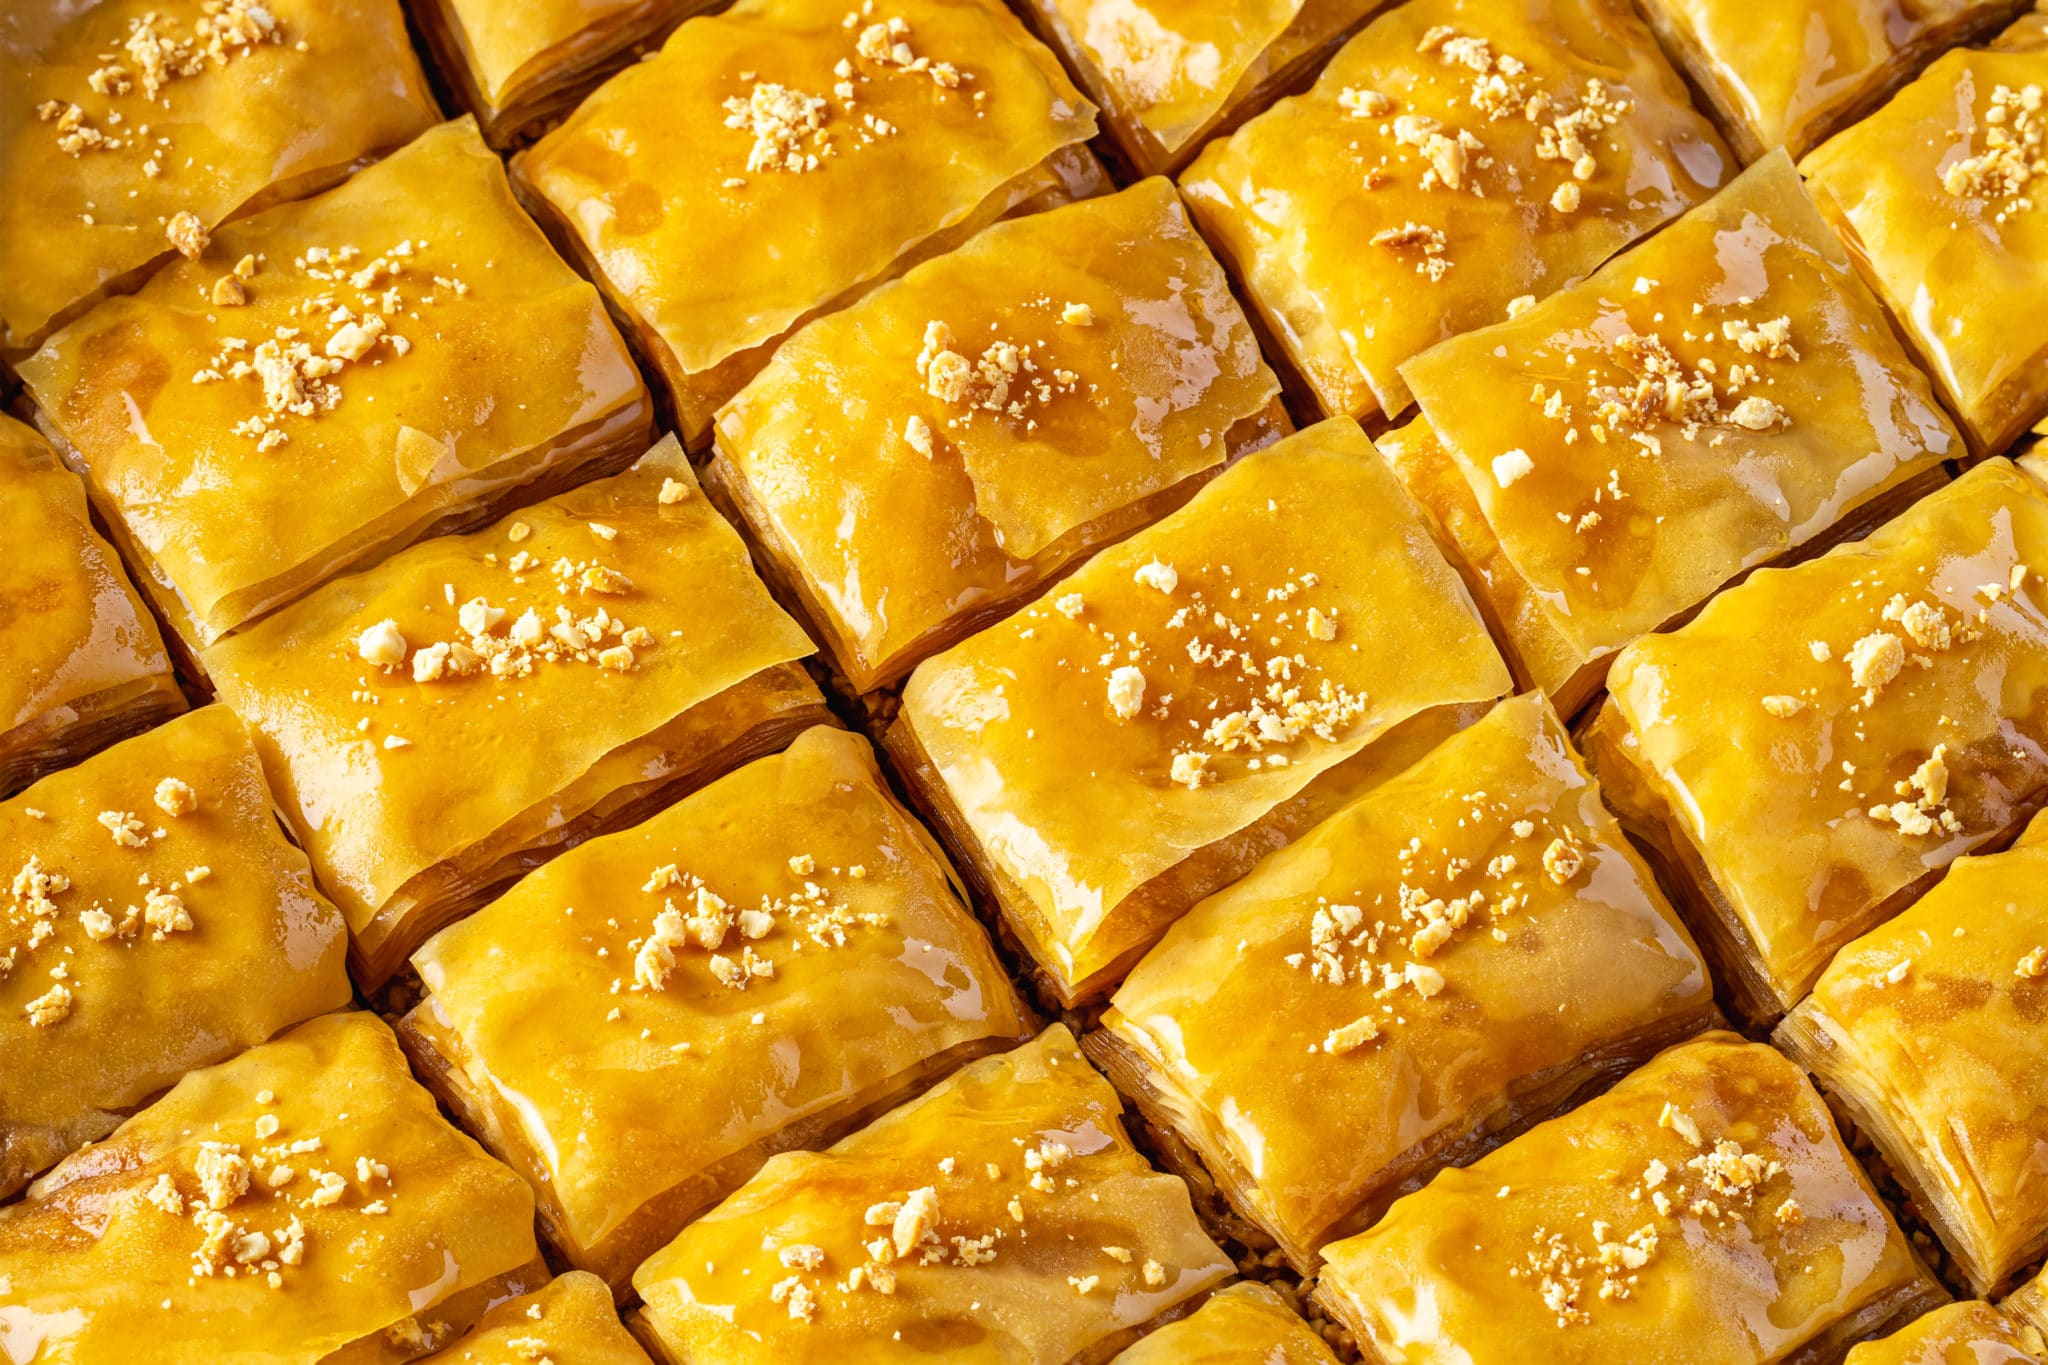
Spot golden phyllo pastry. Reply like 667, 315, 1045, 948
1015, 0, 1394, 177
630, 1025, 1233, 1365
886, 418, 1512, 1007
1588, 458, 2048, 1022
400, 726, 1031, 1289
1776, 811, 2048, 1294
0, 0, 439, 355
1179, 0, 1731, 424
203, 438, 827, 988
1396, 151, 1961, 714
709, 178, 1286, 694
1315, 1033, 1944, 1363
1091, 692, 1714, 1269
0, 413, 183, 798
515, 0, 1106, 450
1802, 6, 2048, 457
0, 1011, 545, 1362
418, 1271, 654, 1364
1846, 1302, 2046, 1364
0, 705, 349, 1198
1635, 0, 2031, 162
20, 117, 654, 657
1108, 1281, 1341, 1364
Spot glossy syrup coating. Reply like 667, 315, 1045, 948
1845, 1301, 2046, 1363
1180, 0, 1731, 421
632, 1025, 1233, 1365
1108, 1281, 1341, 1364
712, 178, 1284, 692
419, 1271, 654, 1364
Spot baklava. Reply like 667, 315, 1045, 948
1775, 811, 2048, 1294
0, 704, 350, 1197
0, 0, 439, 355
1108, 1281, 1340, 1365
1846, 1302, 2046, 1364
885, 417, 1513, 1007
708, 177, 1287, 696
0, 412, 183, 798
1395, 151, 1961, 714
419, 1271, 654, 1364
630, 1025, 1234, 1365
1315, 1032, 1944, 1363
1587, 457, 2048, 1023
204, 437, 828, 987
400, 726, 1032, 1290
1801, 6, 2048, 457
1091, 692, 1715, 1270
515, 0, 1108, 450
0, 1011, 545, 1360
1179, 0, 1731, 424
20, 117, 654, 658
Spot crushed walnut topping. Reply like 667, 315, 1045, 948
154, 778, 197, 817
2018, 946, 2048, 979
1942, 83, 2044, 220
25, 981, 73, 1028
725, 82, 832, 174
1370, 222, 1451, 281
915, 320, 1079, 424
166, 211, 210, 260
624, 858, 888, 998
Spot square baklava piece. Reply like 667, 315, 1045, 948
1846, 1303, 2045, 1364
1392, 151, 1961, 714
708, 178, 1287, 695
21, 117, 654, 656
204, 437, 829, 987
1776, 812, 2048, 1294
1, 412, 183, 797
1091, 692, 1715, 1270
0, 0, 439, 355
630, 1026, 1233, 1364
514, 0, 1108, 449
0, 1012, 546, 1359
1315, 1033, 1943, 1362
400, 726, 1033, 1289
1586, 457, 2048, 1022
1801, 7, 2048, 457
1, 705, 350, 1197
885, 417, 1513, 1007
1179, 0, 1731, 424
1110, 1282, 1341, 1365
416, 1272, 655, 1363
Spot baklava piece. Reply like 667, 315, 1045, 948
1014, 0, 1393, 178
514, 0, 1107, 450
1846, 1302, 2045, 1364
0, 705, 350, 1197
1179, 0, 1730, 424
1092, 693, 1715, 1270
400, 726, 1032, 1290
885, 418, 1512, 1007
1801, 7, 2048, 457
0, 1011, 545, 1360
1776, 812, 2048, 1295
203, 438, 827, 988
0, 412, 183, 797
630, 1025, 1233, 1365
1635, 0, 2031, 162
1110, 1282, 1340, 1364
1586, 458, 2048, 1023
21, 117, 654, 656
708, 178, 1287, 695
1315, 1033, 1944, 1363
1395, 151, 1961, 715
0, 0, 439, 355
419, 1272, 654, 1364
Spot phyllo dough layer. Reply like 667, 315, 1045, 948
418, 1272, 654, 1364
1845, 1302, 2045, 1364
1108, 1281, 1340, 1364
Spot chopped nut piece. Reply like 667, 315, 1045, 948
1060, 302, 1094, 326
166, 210, 209, 260
98, 810, 148, 848
1132, 560, 1178, 595
1305, 607, 1338, 642
892, 1186, 938, 1257
1322, 1015, 1381, 1054
2018, 946, 2048, 979
154, 777, 197, 816
211, 275, 248, 307
357, 619, 407, 668
195, 1145, 250, 1210
1169, 751, 1210, 790
1106, 666, 1147, 721
658, 477, 691, 506
1847, 632, 1906, 694
903, 414, 933, 458
25, 982, 73, 1028
1760, 695, 1805, 718
1492, 448, 1535, 488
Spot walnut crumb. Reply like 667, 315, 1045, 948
1760, 695, 1804, 718
166, 210, 209, 260
1492, 448, 1534, 488
1060, 302, 1094, 326
1106, 666, 1146, 721
154, 777, 196, 817
658, 477, 691, 506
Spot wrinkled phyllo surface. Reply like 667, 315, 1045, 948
1178, 0, 1731, 425
0, 706, 349, 1198
886, 418, 1512, 1007
203, 438, 827, 988
1315, 1033, 1943, 1364
0, 1011, 544, 1362
709, 179, 1287, 695
1396, 151, 1961, 716
1015, 0, 1394, 177
1589, 458, 2048, 1024
515, 0, 1106, 451
1635, 0, 2032, 162
1108, 1281, 1340, 1364
1775, 812, 2048, 1295
21, 118, 654, 659
0, 0, 439, 356
400, 726, 1032, 1290
419, 1271, 654, 1364
0, 413, 183, 798
630, 1025, 1233, 1365
1846, 1301, 2047, 1364
1091, 693, 1714, 1270
1801, 7, 2048, 458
